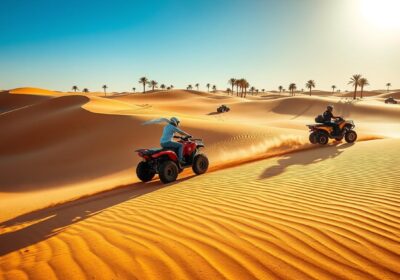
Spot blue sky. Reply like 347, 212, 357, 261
1, 0, 399, 92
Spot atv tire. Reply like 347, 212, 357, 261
345, 130, 357, 143
159, 160, 179, 184
192, 154, 209, 175
309, 132, 318, 144
136, 162, 156, 182
317, 133, 329, 145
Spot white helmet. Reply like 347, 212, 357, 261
170, 117, 180, 126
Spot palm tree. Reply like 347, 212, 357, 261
187, 84, 193, 90
305, 80, 316, 96
234, 80, 241, 96
386, 83, 391, 92
289, 83, 297, 96
195, 83, 199, 90
359, 78, 369, 98
148, 80, 158, 91
212, 85, 217, 92
102, 85, 108, 96
348, 74, 362, 99
82, 88, 89, 93
72, 85, 79, 93
250, 86, 255, 95
244, 81, 249, 98
331, 85, 336, 93
160, 84, 166, 90
132, 87, 136, 93
278, 85, 283, 94
139, 77, 148, 93
206, 83, 210, 92
228, 78, 236, 95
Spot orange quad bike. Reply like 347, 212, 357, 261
307, 117, 357, 145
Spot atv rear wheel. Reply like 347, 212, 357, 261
136, 161, 156, 182
309, 132, 318, 144
345, 130, 357, 143
192, 154, 209, 175
317, 133, 329, 145
159, 160, 179, 184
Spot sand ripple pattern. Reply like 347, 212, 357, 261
1, 139, 400, 280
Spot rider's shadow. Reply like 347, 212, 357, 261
259, 143, 354, 179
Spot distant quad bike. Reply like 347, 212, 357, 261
135, 136, 209, 184
217, 105, 230, 113
307, 117, 357, 145
385, 97, 398, 104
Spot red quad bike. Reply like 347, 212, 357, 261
135, 136, 209, 184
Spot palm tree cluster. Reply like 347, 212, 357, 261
138, 77, 170, 93
227, 78, 252, 98
348, 74, 369, 99
72, 74, 390, 98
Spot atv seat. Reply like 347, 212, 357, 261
138, 147, 179, 156
307, 123, 328, 127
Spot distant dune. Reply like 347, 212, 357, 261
1, 87, 399, 280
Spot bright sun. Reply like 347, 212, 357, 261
361, 0, 400, 29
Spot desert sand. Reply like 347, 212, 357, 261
1, 88, 399, 280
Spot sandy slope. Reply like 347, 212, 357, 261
1, 139, 399, 280
1, 87, 400, 279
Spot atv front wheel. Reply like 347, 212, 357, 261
317, 134, 329, 145
309, 132, 318, 144
192, 154, 209, 175
345, 130, 357, 143
159, 161, 179, 184
136, 161, 156, 182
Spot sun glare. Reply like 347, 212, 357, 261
361, 0, 400, 29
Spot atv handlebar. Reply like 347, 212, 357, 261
173, 135, 202, 141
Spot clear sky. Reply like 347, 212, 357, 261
1, 0, 399, 92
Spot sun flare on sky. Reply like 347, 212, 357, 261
360, 0, 400, 29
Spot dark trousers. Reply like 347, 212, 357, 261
324, 122, 340, 135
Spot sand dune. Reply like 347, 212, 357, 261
376, 91, 400, 99
1, 87, 400, 279
1, 139, 399, 280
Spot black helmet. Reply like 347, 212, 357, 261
327, 105, 334, 111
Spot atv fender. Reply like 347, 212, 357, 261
151, 150, 178, 161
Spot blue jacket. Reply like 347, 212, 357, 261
160, 124, 188, 143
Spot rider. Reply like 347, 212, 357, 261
323, 105, 340, 136
160, 117, 191, 165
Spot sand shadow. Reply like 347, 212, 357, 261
259, 142, 354, 179
0, 175, 195, 257
207, 112, 222, 115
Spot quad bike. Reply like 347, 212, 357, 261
307, 117, 357, 145
217, 105, 230, 113
135, 136, 209, 184
385, 97, 398, 104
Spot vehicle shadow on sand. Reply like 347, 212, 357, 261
259, 142, 354, 179
0, 175, 195, 257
